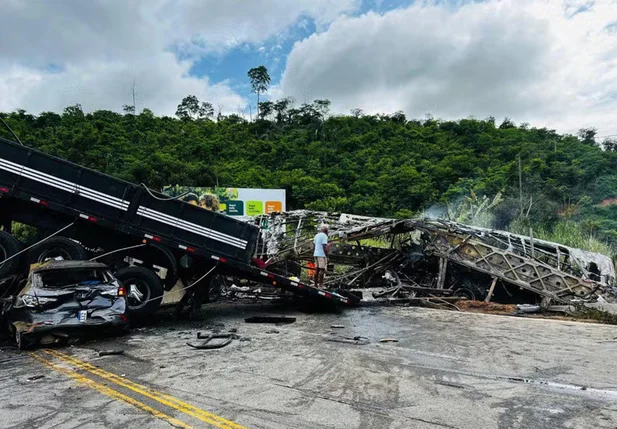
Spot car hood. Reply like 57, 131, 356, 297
13, 282, 123, 312
22, 283, 118, 298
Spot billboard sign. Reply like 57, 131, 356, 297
162, 186, 286, 216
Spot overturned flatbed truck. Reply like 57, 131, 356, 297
0, 137, 354, 316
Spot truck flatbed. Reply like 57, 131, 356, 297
0, 137, 357, 311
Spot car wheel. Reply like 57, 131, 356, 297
0, 231, 21, 278
115, 266, 163, 315
27, 237, 88, 264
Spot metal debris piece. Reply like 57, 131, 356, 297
325, 335, 369, 345
244, 316, 296, 324
379, 338, 399, 343
98, 349, 125, 357
188, 332, 239, 350
330, 324, 345, 328
546, 305, 576, 314
516, 304, 540, 314
27, 375, 45, 381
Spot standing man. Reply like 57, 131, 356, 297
313, 225, 329, 288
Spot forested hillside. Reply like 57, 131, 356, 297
2, 100, 617, 254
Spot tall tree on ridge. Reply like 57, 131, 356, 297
247, 65, 271, 120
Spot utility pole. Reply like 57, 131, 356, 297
518, 154, 523, 217
131, 78, 137, 114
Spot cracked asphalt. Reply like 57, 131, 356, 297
1, 302, 616, 428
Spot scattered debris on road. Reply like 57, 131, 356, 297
325, 335, 370, 345
26, 375, 45, 381
98, 349, 125, 357
187, 332, 239, 350
244, 316, 296, 324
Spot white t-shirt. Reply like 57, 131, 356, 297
313, 232, 328, 257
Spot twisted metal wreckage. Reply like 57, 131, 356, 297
242, 211, 617, 308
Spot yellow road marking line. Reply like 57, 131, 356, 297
45, 350, 248, 429
30, 353, 192, 429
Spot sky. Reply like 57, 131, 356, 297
1, 0, 616, 137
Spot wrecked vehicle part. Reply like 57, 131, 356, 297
244, 316, 296, 324
415, 220, 616, 305
0, 274, 26, 300
5, 260, 129, 349
253, 211, 616, 285
325, 335, 370, 345
98, 349, 125, 357
242, 211, 616, 307
187, 332, 239, 349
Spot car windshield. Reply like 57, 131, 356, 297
36, 269, 111, 288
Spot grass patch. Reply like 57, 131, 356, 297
510, 220, 616, 257
570, 306, 617, 325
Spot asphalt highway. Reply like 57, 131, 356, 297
1, 303, 616, 428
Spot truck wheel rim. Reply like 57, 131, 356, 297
38, 247, 72, 262
125, 278, 151, 310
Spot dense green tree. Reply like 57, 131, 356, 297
175, 95, 214, 121
2, 99, 617, 251
578, 127, 598, 146
350, 108, 364, 118
258, 101, 274, 120
273, 97, 293, 124
602, 137, 617, 152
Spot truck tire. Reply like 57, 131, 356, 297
0, 231, 21, 278
453, 277, 488, 301
27, 237, 88, 264
115, 266, 163, 315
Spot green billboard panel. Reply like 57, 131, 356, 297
225, 200, 244, 216
246, 200, 263, 216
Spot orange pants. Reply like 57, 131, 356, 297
308, 262, 316, 280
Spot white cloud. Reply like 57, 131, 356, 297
0, 0, 359, 115
164, 0, 360, 54
280, 0, 617, 135
0, 56, 245, 117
